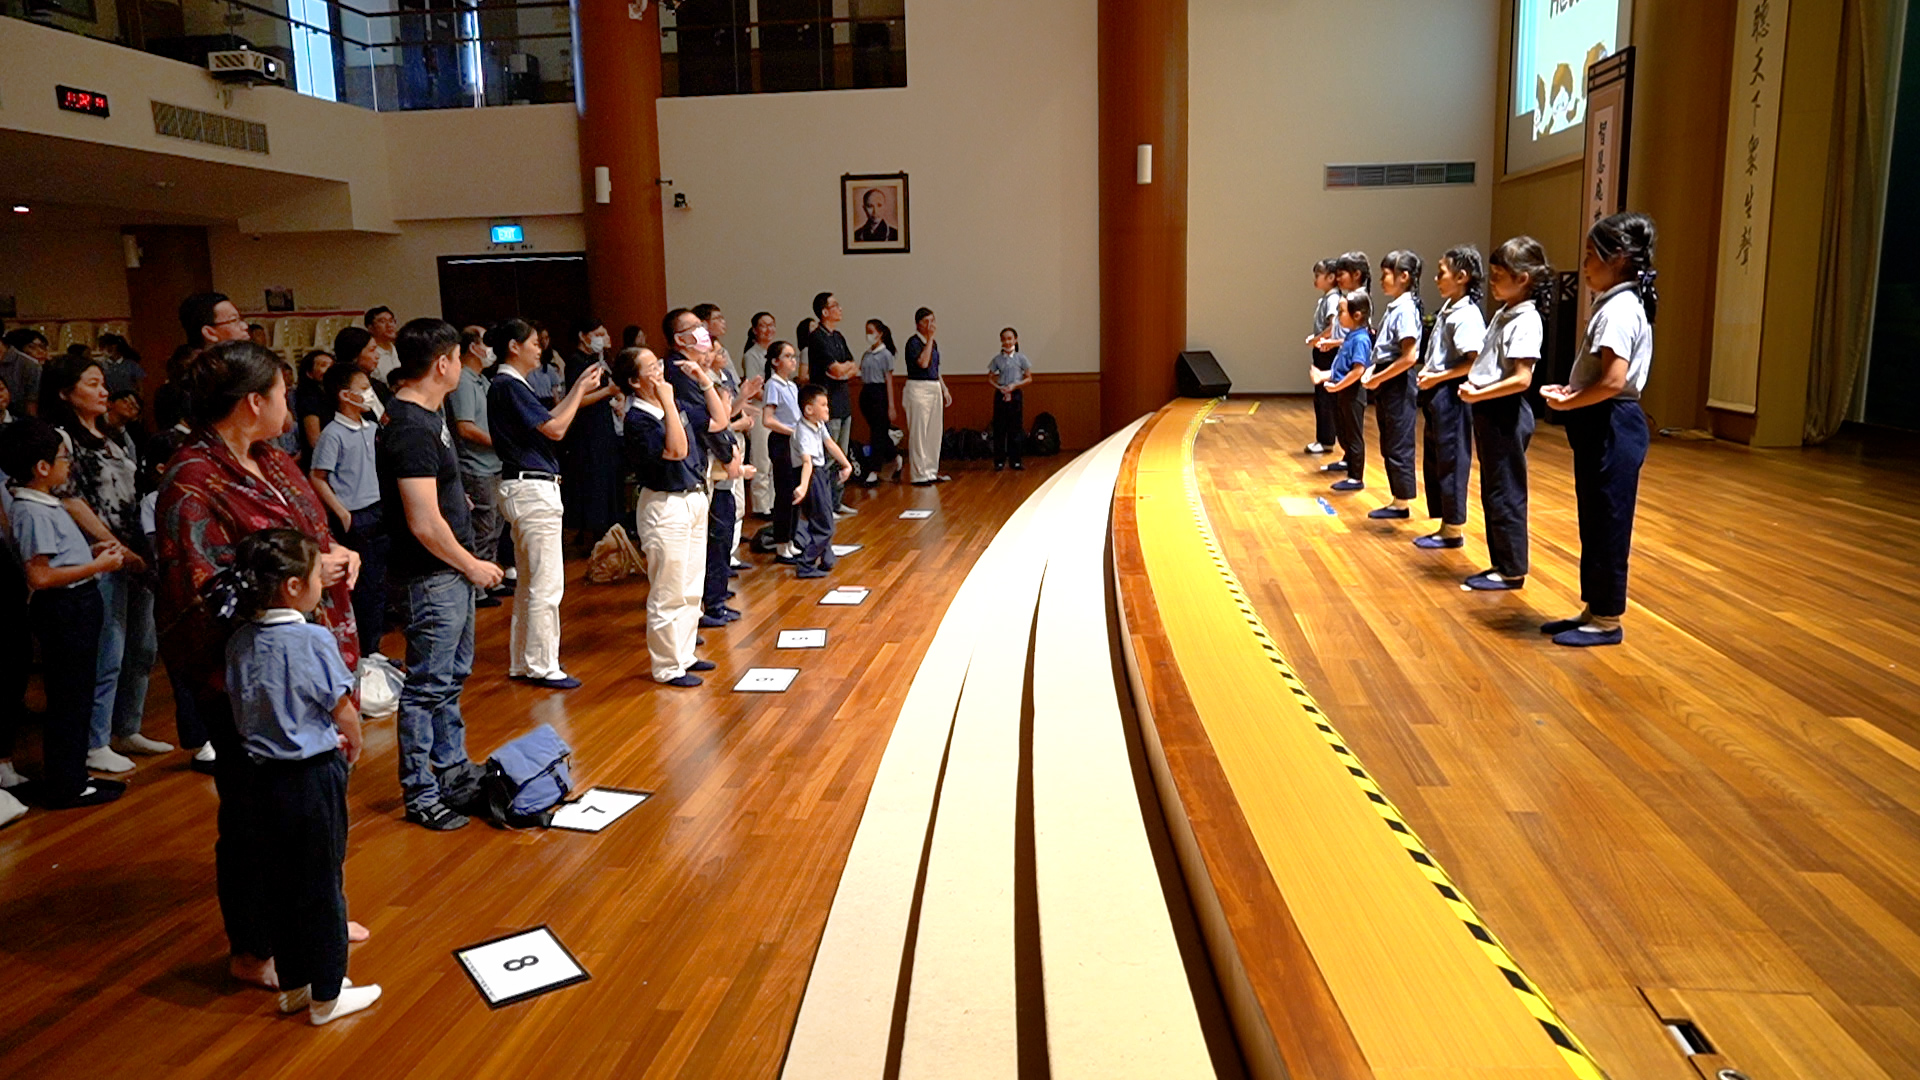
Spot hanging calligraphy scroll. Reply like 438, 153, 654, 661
1579, 47, 1635, 334
1708, 0, 1789, 414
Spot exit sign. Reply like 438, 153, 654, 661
56, 85, 110, 118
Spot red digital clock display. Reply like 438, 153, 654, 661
56, 85, 110, 118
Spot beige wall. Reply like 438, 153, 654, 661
1491, 0, 1736, 432
0, 225, 132, 320
209, 214, 585, 318
1188, 0, 1500, 394
384, 104, 583, 221
653, 0, 1099, 373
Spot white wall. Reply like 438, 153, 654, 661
1187, 0, 1499, 393
0, 226, 131, 320
209, 214, 585, 318
654, 0, 1099, 373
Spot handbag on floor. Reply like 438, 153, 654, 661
477, 724, 574, 828
356, 654, 402, 719
586, 523, 645, 583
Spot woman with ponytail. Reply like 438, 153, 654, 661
1539, 212, 1658, 647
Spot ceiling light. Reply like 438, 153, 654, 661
10, 205, 27, 214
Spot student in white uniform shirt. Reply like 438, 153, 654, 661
1456, 236, 1550, 592
1303, 258, 1345, 455
1412, 245, 1488, 549
1539, 212, 1659, 647
1360, 251, 1424, 519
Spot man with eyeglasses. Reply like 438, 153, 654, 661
179, 292, 253, 351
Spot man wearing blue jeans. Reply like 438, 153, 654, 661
377, 318, 504, 831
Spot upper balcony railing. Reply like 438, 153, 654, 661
660, 0, 905, 97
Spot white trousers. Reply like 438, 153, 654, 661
498, 478, 567, 679
747, 409, 774, 514
904, 380, 944, 482
637, 487, 709, 681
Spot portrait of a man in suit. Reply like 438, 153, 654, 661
843, 173, 909, 254
854, 188, 898, 242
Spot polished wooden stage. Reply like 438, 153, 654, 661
3, 397, 1918, 1079
1153, 397, 1920, 1079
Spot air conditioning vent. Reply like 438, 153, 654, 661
1325, 161, 1475, 189
151, 101, 270, 155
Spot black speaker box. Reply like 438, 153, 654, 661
1176, 350, 1232, 398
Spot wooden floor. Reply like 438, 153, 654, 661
1188, 397, 1920, 1079
0, 459, 1068, 1080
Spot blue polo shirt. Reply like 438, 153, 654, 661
310, 414, 380, 512
1330, 327, 1373, 383
765, 375, 800, 431
624, 398, 704, 493
904, 335, 941, 380
488, 365, 561, 476
226, 609, 354, 763
9, 487, 95, 588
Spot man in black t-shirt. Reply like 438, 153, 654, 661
378, 318, 505, 831
807, 292, 859, 516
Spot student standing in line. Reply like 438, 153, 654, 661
1540, 212, 1659, 647
790, 384, 852, 579
618, 347, 725, 687
1360, 251, 1424, 519
858, 319, 900, 485
1412, 245, 1487, 549
223, 529, 381, 1025
1314, 291, 1373, 493
902, 307, 952, 486
379, 319, 502, 830
486, 318, 605, 691
2, 419, 127, 808
1303, 258, 1344, 455
762, 342, 802, 561
310, 363, 388, 657
988, 328, 1032, 471
1321, 254, 1372, 476
1456, 237, 1549, 591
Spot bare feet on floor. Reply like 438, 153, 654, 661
348, 921, 369, 943
230, 954, 279, 990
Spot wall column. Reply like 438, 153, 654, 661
1099, 0, 1188, 435
575, 0, 669, 339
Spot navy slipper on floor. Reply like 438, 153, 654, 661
1330, 479, 1365, 492
1552, 626, 1623, 647
1413, 534, 1463, 549
1367, 506, 1410, 520
1463, 571, 1524, 591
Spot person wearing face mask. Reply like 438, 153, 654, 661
447, 327, 504, 608
560, 318, 622, 547
310, 363, 390, 657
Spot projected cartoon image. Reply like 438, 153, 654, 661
1515, 0, 1621, 143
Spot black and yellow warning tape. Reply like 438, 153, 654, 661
1179, 400, 1607, 1080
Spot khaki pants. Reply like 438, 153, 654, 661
636, 487, 709, 681
498, 478, 566, 680
904, 380, 944, 483
747, 409, 774, 514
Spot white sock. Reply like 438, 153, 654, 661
309, 983, 381, 1025
1579, 616, 1621, 633
278, 978, 354, 1014
0, 760, 26, 788
0, 788, 25, 827
194, 744, 217, 763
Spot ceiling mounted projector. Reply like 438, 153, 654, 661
208, 48, 286, 87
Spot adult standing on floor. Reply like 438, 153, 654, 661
902, 306, 953, 486
448, 327, 504, 606
378, 319, 503, 831
806, 293, 860, 515
43, 353, 167, 774
486, 318, 605, 690
560, 317, 621, 546
0, 329, 46, 419
741, 312, 777, 518
155, 338, 363, 991
364, 307, 400, 385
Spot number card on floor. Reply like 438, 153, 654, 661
899, 509, 934, 520
777, 629, 828, 649
455, 925, 589, 1008
819, 586, 870, 606
735, 668, 800, 693
549, 787, 651, 833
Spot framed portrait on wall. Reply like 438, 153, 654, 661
842, 173, 909, 255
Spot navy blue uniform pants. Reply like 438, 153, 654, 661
257, 750, 350, 1003
1310, 348, 1338, 446
1566, 398, 1649, 618
1372, 372, 1418, 500
1334, 384, 1367, 482
791, 469, 838, 569
769, 433, 798, 546
1471, 393, 1534, 578
704, 485, 736, 614
1419, 381, 1473, 526
338, 504, 390, 655
200, 691, 276, 959
991, 389, 1024, 465
29, 582, 102, 803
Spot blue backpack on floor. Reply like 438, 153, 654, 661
479, 724, 574, 828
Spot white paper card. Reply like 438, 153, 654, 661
777, 629, 828, 649
830, 543, 863, 556
456, 926, 589, 1007
899, 509, 934, 520
549, 787, 651, 833
819, 586, 870, 606
734, 667, 800, 692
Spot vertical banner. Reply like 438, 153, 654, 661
1708, 0, 1791, 414
1579, 48, 1635, 333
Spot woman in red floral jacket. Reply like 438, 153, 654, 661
155, 341, 362, 991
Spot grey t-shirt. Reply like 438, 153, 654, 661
1468, 300, 1543, 390
1572, 284, 1653, 401
988, 351, 1030, 391
1421, 297, 1488, 377
860, 347, 894, 385
445, 366, 502, 477
1371, 292, 1423, 371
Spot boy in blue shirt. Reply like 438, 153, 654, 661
791, 385, 852, 579
1, 419, 129, 808
1312, 291, 1374, 492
